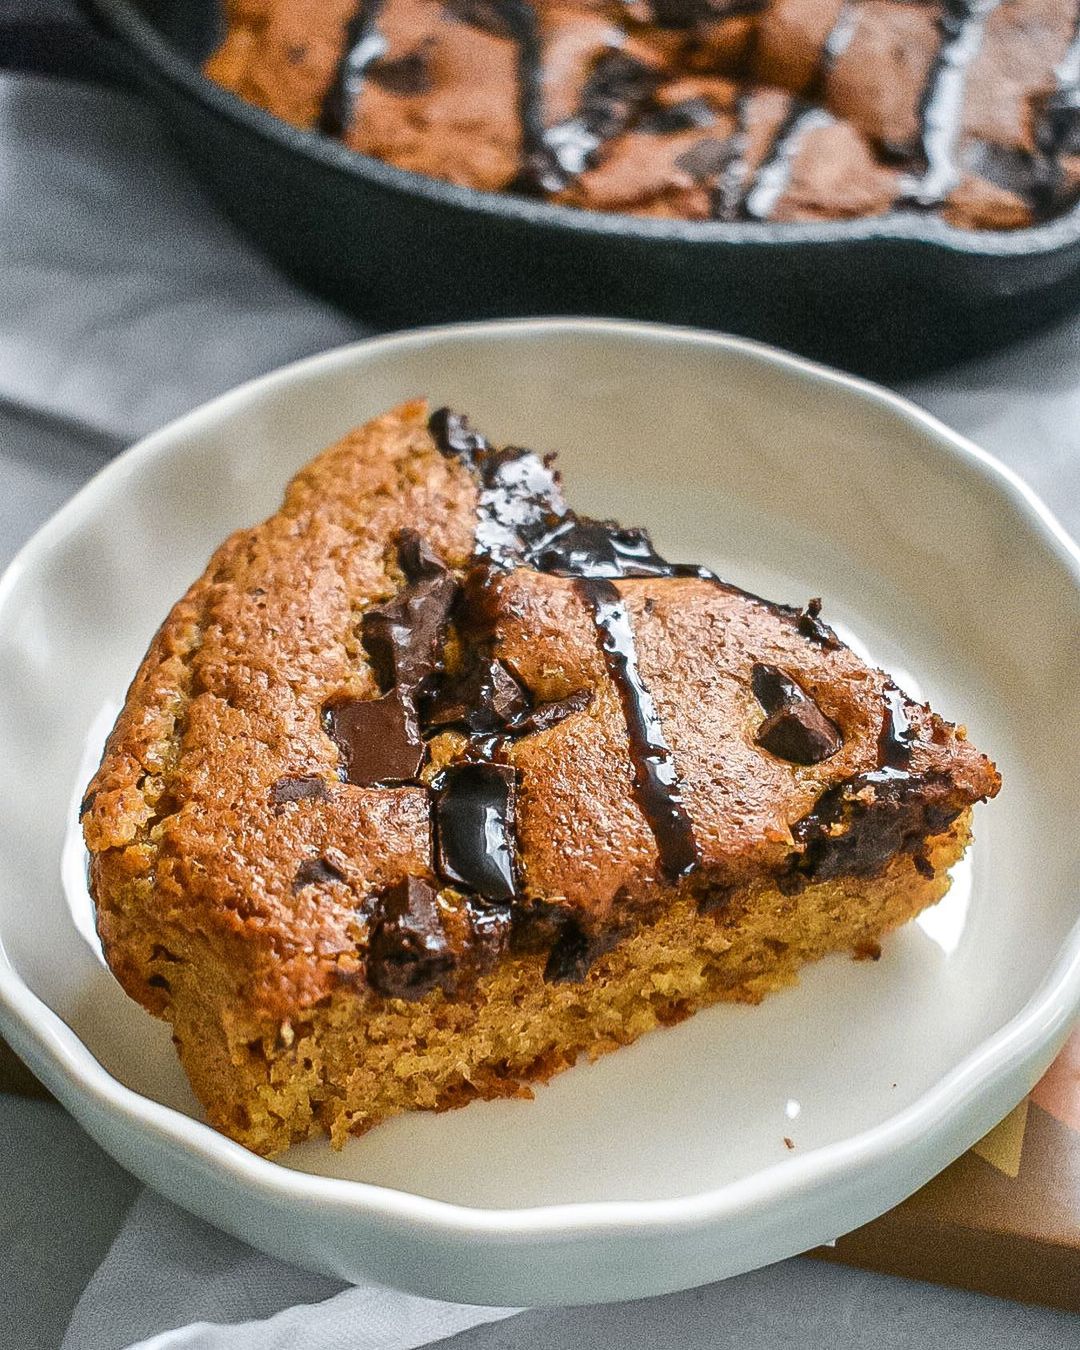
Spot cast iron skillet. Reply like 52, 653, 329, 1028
7, 0, 1080, 377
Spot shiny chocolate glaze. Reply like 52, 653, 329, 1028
318, 0, 387, 137
900, 0, 1000, 208
433, 761, 519, 901
577, 577, 699, 879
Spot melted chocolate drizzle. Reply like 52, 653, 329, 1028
497, 0, 554, 193
640, 96, 718, 136
878, 683, 917, 771
1033, 5, 1080, 215
432, 407, 705, 882
532, 519, 687, 578
538, 51, 659, 192
710, 99, 751, 221
576, 578, 699, 880
428, 405, 853, 900
739, 104, 833, 221
474, 450, 569, 567
319, 0, 388, 137
733, 2, 852, 221
899, 0, 999, 209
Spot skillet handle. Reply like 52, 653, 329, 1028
0, 0, 132, 86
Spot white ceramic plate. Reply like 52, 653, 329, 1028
1, 320, 1078, 1307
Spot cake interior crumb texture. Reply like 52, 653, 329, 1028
82, 401, 999, 1156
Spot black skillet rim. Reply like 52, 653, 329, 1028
85, 0, 1080, 260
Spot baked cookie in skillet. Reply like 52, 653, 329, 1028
206, 0, 1080, 230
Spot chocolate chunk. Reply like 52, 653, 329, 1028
292, 856, 347, 891
675, 136, 738, 183
649, 0, 764, 23
796, 597, 840, 649
361, 533, 458, 696
963, 140, 1038, 199
433, 762, 517, 902
424, 657, 529, 733
466, 898, 513, 969
639, 96, 717, 135
1041, 85, 1080, 159
471, 659, 530, 726
756, 705, 842, 765
543, 919, 621, 983
427, 407, 490, 464
878, 683, 917, 770
543, 920, 592, 983
542, 52, 658, 182
270, 775, 330, 808
441, 0, 515, 37
531, 518, 677, 578
366, 876, 456, 1000
79, 790, 97, 818
505, 688, 592, 736
576, 52, 656, 137
367, 46, 433, 96
323, 690, 424, 786
395, 530, 444, 584
750, 662, 803, 716
789, 769, 961, 883
751, 662, 841, 765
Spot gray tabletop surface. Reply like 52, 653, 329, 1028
2, 70, 1078, 1349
